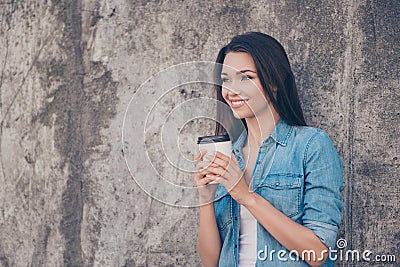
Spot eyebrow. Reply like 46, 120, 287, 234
221, 69, 257, 76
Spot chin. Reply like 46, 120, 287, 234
233, 113, 242, 119
232, 110, 252, 119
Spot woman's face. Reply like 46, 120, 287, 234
221, 52, 272, 119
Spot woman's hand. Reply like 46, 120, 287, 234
204, 152, 254, 205
193, 150, 219, 205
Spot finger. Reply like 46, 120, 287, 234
208, 152, 240, 175
193, 171, 207, 183
212, 151, 231, 162
230, 152, 240, 163
195, 161, 218, 172
206, 174, 226, 184
195, 149, 208, 162
195, 161, 211, 169
196, 176, 212, 187
195, 166, 217, 180
206, 166, 228, 177
230, 153, 242, 172
194, 169, 207, 180
204, 154, 229, 169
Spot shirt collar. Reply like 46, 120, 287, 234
269, 118, 293, 147
232, 118, 293, 151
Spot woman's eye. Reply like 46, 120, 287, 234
241, 75, 252, 81
221, 77, 230, 83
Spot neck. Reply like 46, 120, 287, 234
245, 109, 280, 147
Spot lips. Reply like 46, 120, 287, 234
229, 98, 248, 108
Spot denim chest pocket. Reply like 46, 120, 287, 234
256, 174, 303, 218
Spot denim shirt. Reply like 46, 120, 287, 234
213, 119, 344, 266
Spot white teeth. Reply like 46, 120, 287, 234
231, 100, 245, 105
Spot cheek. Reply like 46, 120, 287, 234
246, 84, 264, 98
221, 88, 229, 101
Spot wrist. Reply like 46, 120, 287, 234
199, 201, 215, 209
241, 191, 257, 208
199, 193, 216, 206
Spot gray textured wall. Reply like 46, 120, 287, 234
0, 0, 399, 266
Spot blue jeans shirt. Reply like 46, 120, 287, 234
213, 119, 344, 266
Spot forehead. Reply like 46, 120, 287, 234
221, 52, 256, 74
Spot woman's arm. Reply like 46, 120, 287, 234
243, 193, 329, 267
197, 203, 221, 267
194, 150, 221, 267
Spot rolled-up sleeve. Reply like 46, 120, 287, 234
302, 130, 344, 249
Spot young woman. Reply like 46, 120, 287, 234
194, 32, 344, 266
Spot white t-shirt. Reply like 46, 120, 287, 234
238, 205, 257, 267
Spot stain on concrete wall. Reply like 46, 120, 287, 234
0, 0, 398, 266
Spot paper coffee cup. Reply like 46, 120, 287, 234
197, 134, 232, 184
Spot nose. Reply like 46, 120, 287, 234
225, 80, 241, 96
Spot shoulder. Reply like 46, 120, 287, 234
289, 125, 340, 159
292, 125, 342, 167
291, 125, 335, 148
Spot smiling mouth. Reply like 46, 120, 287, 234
229, 99, 248, 108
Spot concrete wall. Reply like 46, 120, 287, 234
0, 0, 398, 266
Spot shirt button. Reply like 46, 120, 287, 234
234, 216, 238, 220
275, 182, 280, 186
257, 160, 261, 164
235, 149, 239, 153
234, 244, 237, 248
